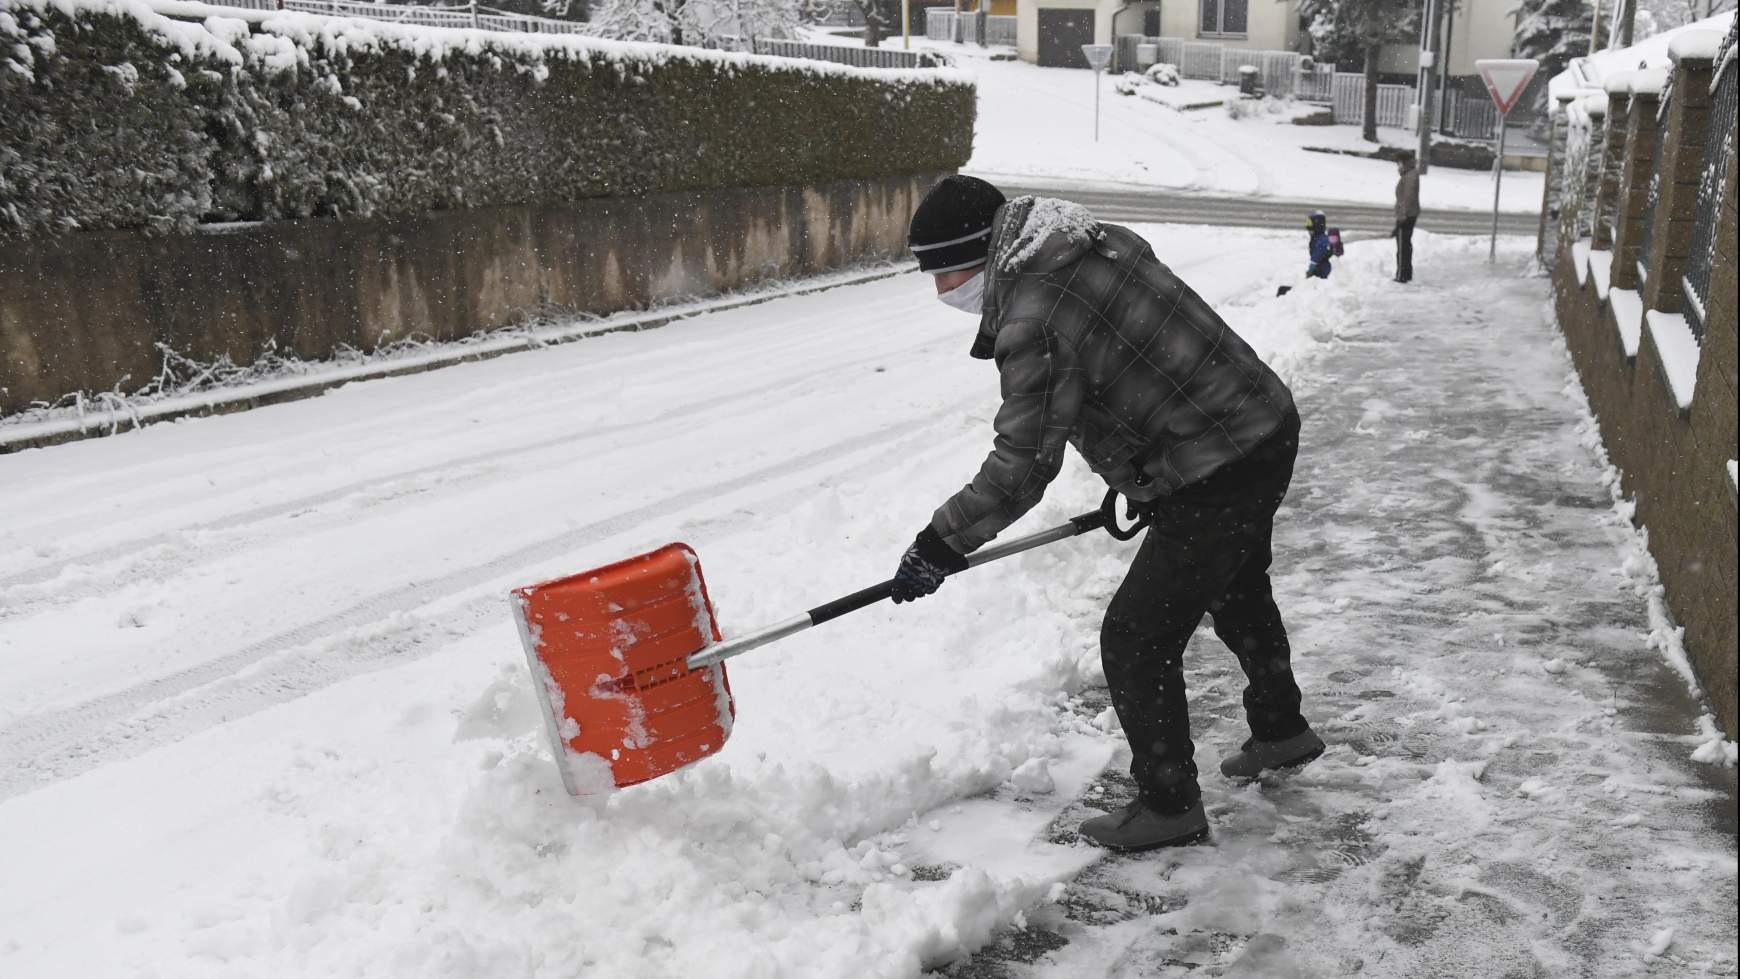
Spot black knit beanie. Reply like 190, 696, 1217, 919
908, 175, 1006, 273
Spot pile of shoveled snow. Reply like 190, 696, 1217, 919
0, 225, 1349, 978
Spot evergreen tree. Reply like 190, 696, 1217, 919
1630, 0, 1736, 41
1515, 0, 1594, 114
1299, 0, 1418, 142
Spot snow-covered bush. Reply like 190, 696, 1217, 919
1224, 95, 1286, 119
587, 0, 802, 47
0, 0, 974, 237
1145, 62, 1179, 86
0, 5, 222, 234
1116, 63, 1179, 97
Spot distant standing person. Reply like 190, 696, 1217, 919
1394, 152, 1421, 283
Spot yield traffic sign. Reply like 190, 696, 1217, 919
1475, 58, 1540, 115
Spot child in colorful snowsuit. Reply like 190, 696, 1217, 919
1305, 211, 1333, 280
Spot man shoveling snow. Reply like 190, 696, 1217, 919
891, 176, 1324, 851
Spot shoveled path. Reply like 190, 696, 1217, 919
941, 247, 1737, 977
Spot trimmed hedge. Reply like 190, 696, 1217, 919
0, 0, 975, 236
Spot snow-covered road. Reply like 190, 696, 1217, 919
1, 228, 1732, 978
959, 55, 1547, 213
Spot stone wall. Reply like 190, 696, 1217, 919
1546, 37, 1738, 738
0, 174, 941, 413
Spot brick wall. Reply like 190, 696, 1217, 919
1547, 39, 1739, 738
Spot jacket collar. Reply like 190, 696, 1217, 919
969, 196, 1099, 359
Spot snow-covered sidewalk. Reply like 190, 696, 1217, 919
947, 240, 1739, 977
0, 228, 1732, 978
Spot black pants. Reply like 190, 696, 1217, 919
1100, 410, 1307, 814
1396, 216, 1417, 282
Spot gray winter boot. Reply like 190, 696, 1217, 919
1078, 799, 1210, 851
1219, 727, 1325, 779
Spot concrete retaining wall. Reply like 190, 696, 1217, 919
0, 173, 943, 413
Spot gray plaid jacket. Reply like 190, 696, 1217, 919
932, 197, 1296, 554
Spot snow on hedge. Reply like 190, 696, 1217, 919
0, 0, 975, 236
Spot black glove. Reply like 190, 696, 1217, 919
891, 525, 969, 604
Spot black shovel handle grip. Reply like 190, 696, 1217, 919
688, 509, 1118, 671
806, 508, 1108, 626
808, 581, 897, 626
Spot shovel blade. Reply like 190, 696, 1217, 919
512, 543, 734, 794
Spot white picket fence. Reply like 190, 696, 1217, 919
203, 0, 597, 34
755, 37, 923, 68
1331, 72, 1415, 128
1121, 36, 1306, 96
924, 9, 1016, 47
1442, 90, 1499, 139
1178, 40, 1222, 79
1294, 64, 1335, 102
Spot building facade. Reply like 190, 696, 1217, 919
1019, 0, 1293, 66
1018, 0, 1517, 71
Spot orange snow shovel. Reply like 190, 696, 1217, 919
512, 493, 1147, 795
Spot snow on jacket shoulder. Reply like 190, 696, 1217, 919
1396, 166, 1421, 220
931, 196, 1297, 554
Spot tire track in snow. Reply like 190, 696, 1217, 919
0, 239, 1294, 795
0, 401, 980, 801
0, 233, 1268, 599
0, 281, 929, 557
0, 334, 953, 605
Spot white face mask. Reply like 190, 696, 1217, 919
937, 270, 986, 315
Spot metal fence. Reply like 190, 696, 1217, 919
1115, 33, 1145, 71
1294, 63, 1334, 102
924, 10, 1016, 46
1218, 48, 1301, 95
1332, 74, 1364, 122
1681, 30, 1736, 343
755, 37, 922, 68
1443, 90, 1498, 140
1560, 100, 1605, 247
1179, 41, 1221, 80
925, 8, 948, 40
1331, 73, 1415, 128
1155, 37, 1183, 69
1638, 157, 1661, 285
209, 0, 597, 34
1112, 35, 1303, 95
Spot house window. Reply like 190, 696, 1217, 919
1199, 0, 1248, 37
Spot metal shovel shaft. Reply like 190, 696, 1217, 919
685, 510, 1107, 671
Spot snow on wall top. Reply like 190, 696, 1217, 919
1667, 29, 1724, 63
1603, 69, 1635, 95
1630, 66, 1670, 96
1549, 12, 1734, 109
0, 0, 974, 87
3, 0, 241, 64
